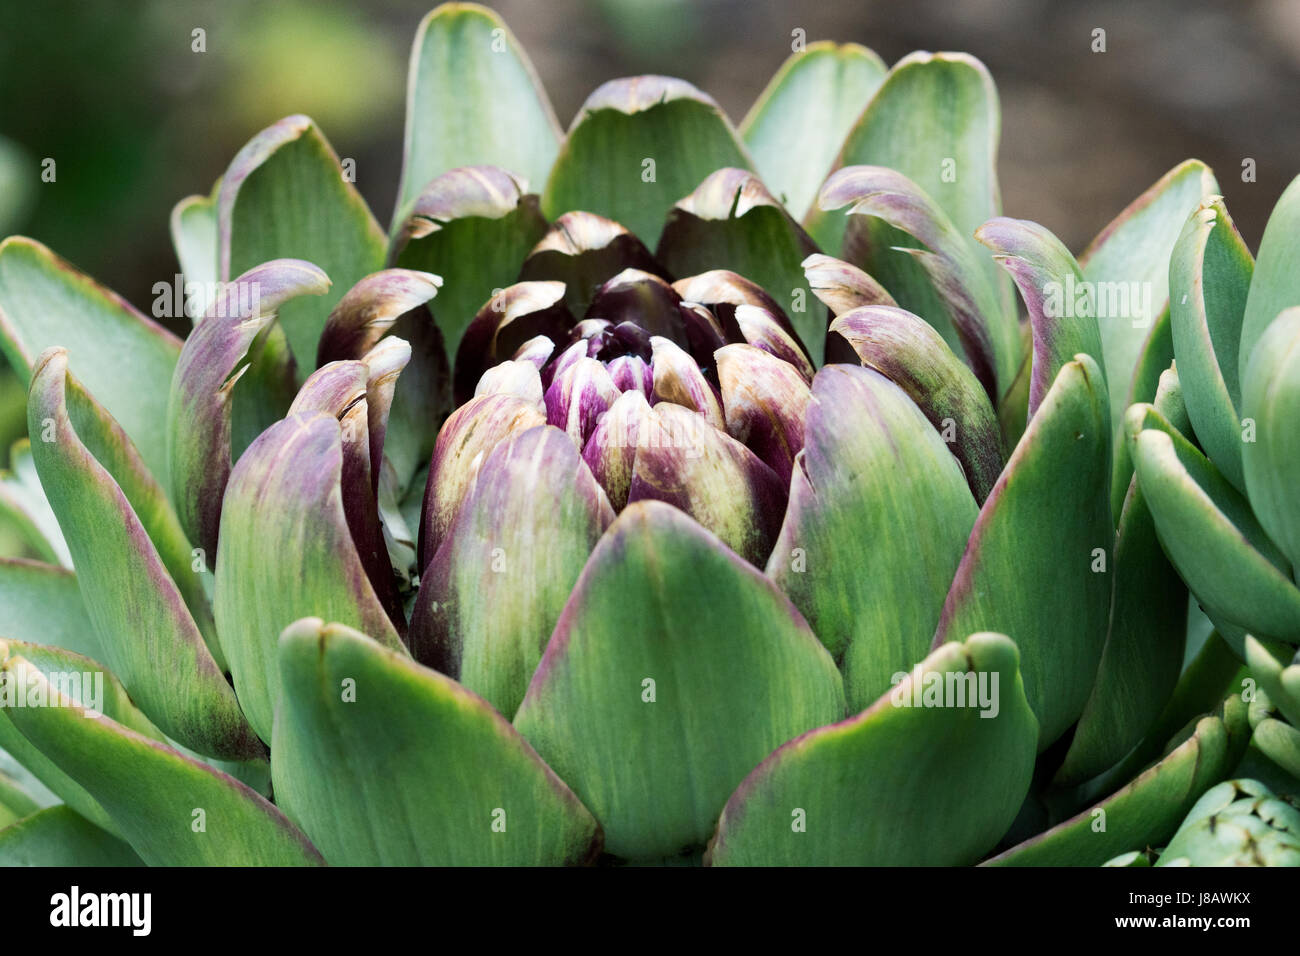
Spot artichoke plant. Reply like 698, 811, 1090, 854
0, 3, 1296, 867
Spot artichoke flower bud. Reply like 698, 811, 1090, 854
510, 334, 555, 368
606, 353, 653, 396
732, 304, 815, 382
474, 359, 545, 412
648, 336, 724, 428
544, 356, 620, 447
439, 217, 822, 569
417, 393, 546, 570
453, 281, 572, 404
1158, 779, 1300, 866
715, 343, 811, 485
519, 210, 670, 317
585, 268, 694, 352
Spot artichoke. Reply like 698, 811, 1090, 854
1128, 186, 1300, 658
0, 3, 1295, 867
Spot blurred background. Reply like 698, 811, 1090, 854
0, 0, 1298, 463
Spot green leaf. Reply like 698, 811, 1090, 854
167, 259, 331, 558
28, 350, 259, 759
827, 304, 1004, 503
766, 364, 977, 710
806, 52, 1001, 250
0, 768, 41, 827
1240, 172, 1300, 384
805, 52, 1011, 353
219, 115, 386, 370
997, 323, 1032, 449
1244, 636, 1300, 727
656, 168, 825, 363
1243, 306, 1300, 575
1107, 309, 1178, 520
1052, 367, 1188, 786
708, 632, 1036, 866
0, 440, 70, 566
0, 648, 322, 866
1220, 742, 1298, 794
0, 237, 181, 485
390, 165, 547, 360
411, 425, 613, 718
169, 183, 220, 322
543, 76, 753, 244
272, 617, 600, 865
36, 349, 221, 664
0, 806, 143, 867
215, 412, 405, 744
513, 501, 845, 861
740, 42, 887, 220
0, 750, 55, 812
975, 216, 1108, 422
1254, 719, 1300, 780
1078, 160, 1218, 439
1169, 196, 1253, 491
1129, 405, 1300, 645
0, 558, 100, 662
817, 166, 1015, 398
933, 354, 1112, 749
395, 2, 561, 226
985, 697, 1249, 866
0, 638, 165, 837
1086, 631, 1244, 798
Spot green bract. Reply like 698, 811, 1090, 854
0, 3, 1296, 867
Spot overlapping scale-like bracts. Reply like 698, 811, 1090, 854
2, 1, 1298, 871
424, 212, 823, 573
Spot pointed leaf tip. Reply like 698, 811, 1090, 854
167, 259, 331, 558
543, 75, 752, 243
273, 616, 600, 866
28, 349, 261, 760
708, 631, 1036, 866
397, 4, 561, 223
514, 499, 844, 861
